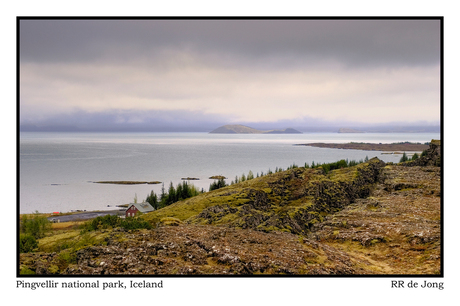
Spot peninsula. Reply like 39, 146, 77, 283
297, 142, 429, 151
210, 124, 301, 134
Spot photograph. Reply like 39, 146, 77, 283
18, 18, 442, 278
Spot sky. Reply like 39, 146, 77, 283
19, 18, 441, 132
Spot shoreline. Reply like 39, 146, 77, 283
296, 142, 429, 152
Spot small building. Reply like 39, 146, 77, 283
125, 202, 155, 218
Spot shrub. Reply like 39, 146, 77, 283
82, 214, 152, 232
20, 212, 51, 239
81, 214, 120, 232
19, 233, 38, 253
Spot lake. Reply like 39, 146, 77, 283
19, 132, 440, 214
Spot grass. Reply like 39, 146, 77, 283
37, 229, 109, 253
51, 221, 84, 231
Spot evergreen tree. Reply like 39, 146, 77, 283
160, 183, 166, 205
176, 182, 184, 201
146, 190, 158, 210
167, 182, 176, 205
399, 152, 409, 163
209, 178, 227, 191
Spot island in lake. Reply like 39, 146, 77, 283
94, 181, 161, 185
210, 124, 301, 134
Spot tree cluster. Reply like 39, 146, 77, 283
145, 181, 201, 209
209, 177, 227, 191
399, 152, 420, 163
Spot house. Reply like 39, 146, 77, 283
125, 202, 155, 218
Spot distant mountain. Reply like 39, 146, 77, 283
209, 125, 302, 134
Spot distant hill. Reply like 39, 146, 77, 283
209, 124, 302, 134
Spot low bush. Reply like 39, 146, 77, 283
20, 212, 51, 239
81, 214, 152, 232
19, 233, 38, 253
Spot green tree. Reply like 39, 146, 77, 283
146, 190, 159, 210
321, 163, 330, 174
399, 152, 409, 163
159, 183, 166, 205
166, 182, 176, 205
209, 178, 227, 191
176, 183, 184, 201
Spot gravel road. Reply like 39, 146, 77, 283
47, 210, 125, 222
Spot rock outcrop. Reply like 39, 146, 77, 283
403, 139, 441, 167
188, 158, 386, 235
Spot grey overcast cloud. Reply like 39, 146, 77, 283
19, 19, 441, 132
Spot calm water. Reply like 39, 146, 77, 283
19, 132, 440, 213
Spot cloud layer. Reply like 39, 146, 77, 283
19, 19, 441, 130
